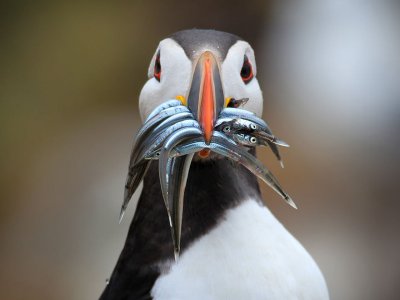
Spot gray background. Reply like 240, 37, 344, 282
1, 0, 399, 299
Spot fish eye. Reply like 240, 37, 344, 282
155, 152, 160, 156
250, 137, 257, 143
223, 126, 230, 133
250, 124, 257, 130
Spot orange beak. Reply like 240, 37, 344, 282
187, 52, 225, 157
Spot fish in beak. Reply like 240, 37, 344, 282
122, 51, 295, 260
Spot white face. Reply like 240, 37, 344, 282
221, 41, 263, 117
139, 38, 263, 121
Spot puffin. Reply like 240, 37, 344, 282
100, 29, 329, 300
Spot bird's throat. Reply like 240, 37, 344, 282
141, 154, 261, 257
101, 153, 261, 299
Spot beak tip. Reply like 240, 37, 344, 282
198, 149, 211, 158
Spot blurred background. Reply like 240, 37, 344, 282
1, 0, 399, 299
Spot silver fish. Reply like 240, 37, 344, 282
140, 120, 201, 162
135, 105, 190, 146
170, 135, 237, 158
152, 112, 194, 137
210, 132, 297, 208
215, 117, 258, 132
132, 112, 194, 165
232, 133, 259, 147
216, 118, 289, 148
219, 109, 286, 167
159, 127, 203, 214
121, 100, 295, 256
168, 153, 194, 260
151, 137, 205, 159
121, 104, 192, 222
227, 97, 249, 108
128, 106, 191, 168
145, 99, 182, 122
120, 161, 151, 222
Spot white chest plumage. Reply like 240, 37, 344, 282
151, 199, 329, 300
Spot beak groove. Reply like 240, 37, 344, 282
187, 52, 225, 147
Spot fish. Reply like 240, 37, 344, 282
217, 110, 288, 167
167, 153, 194, 260
121, 102, 295, 256
121, 103, 192, 221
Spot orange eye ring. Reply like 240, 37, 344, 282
154, 51, 161, 82
240, 55, 253, 84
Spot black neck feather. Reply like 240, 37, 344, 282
100, 155, 261, 299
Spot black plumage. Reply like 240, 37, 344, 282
100, 152, 261, 299
170, 29, 242, 60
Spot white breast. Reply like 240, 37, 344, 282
151, 199, 329, 300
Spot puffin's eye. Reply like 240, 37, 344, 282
240, 55, 253, 84
154, 51, 161, 82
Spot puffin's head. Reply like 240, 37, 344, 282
139, 29, 263, 143
124, 29, 294, 259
